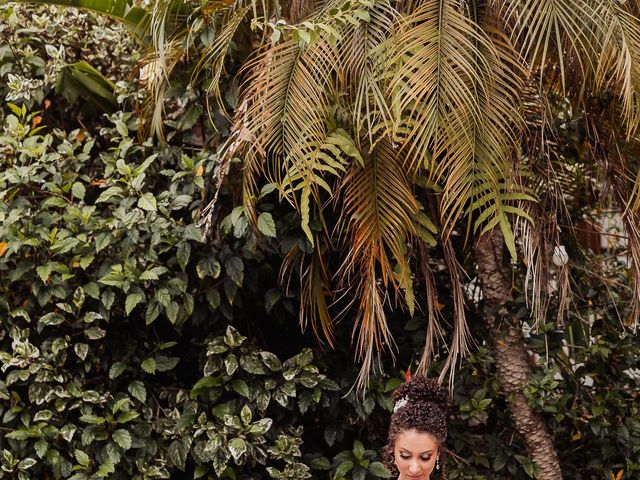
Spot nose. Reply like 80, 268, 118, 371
408, 459, 421, 474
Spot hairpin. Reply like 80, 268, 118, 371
393, 396, 408, 413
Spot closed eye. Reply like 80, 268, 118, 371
400, 454, 432, 461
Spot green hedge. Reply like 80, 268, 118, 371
0, 103, 393, 479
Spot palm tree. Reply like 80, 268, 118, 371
202, 0, 640, 478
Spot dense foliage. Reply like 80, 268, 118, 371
1, 3, 640, 480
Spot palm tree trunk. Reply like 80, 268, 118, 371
475, 229, 562, 480
285, 0, 316, 22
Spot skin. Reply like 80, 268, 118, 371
393, 429, 439, 480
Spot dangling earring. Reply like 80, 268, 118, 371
436, 457, 440, 471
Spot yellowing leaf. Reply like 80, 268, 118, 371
300, 187, 314, 245
0, 242, 8, 257
195, 165, 204, 176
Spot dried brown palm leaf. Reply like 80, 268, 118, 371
336, 137, 421, 389
415, 243, 446, 376
497, 0, 602, 90
387, 0, 533, 259
280, 238, 336, 345
605, 143, 640, 326
592, 0, 640, 138
439, 236, 472, 389
338, 0, 397, 143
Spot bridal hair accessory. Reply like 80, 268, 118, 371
393, 396, 408, 413
393, 366, 412, 412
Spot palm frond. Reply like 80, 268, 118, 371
279, 238, 336, 346
193, 4, 253, 111
387, 0, 493, 173
501, 0, 640, 139
387, 1, 533, 258
150, 0, 191, 78
138, 39, 185, 141
237, 28, 356, 240
338, 0, 398, 142
607, 144, 640, 325
498, 0, 601, 90
336, 137, 421, 389
415, 244, 446, 375
592, 0, 640, 138
439, 236, 471, 389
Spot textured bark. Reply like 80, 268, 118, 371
285, 0, 317, 23
475, 229, 563, 480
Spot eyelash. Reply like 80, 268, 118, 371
399, 455, 432, 462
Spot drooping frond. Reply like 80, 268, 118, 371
141, 0, 235, 138
500, 0, 640, 137
279, 238, 336, 346
439, 236, 472, 389
336, 137, 423, 389
338, 0, 398, 142
601, 138, 640, 327
415, 244, 446, 375
498, 0, 602, 90
516, 197, 571, 326
387, 0, 534, 258
387, 0, 494, 173
138, 39, 185, 141
238, 37, 339, 203
194, 4, 253, 111
592, 0, 640, 138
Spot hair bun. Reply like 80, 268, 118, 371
393, 376, 449, 410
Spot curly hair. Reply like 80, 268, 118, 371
383, 376, 450, 479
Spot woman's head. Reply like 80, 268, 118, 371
383, 376, 449, 479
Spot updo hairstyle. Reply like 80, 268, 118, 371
383, 376, 450, 478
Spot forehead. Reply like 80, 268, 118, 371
394, 430, 438, 452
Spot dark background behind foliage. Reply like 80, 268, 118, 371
1, 4, 639, 480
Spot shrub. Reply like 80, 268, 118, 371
0, 3, 138, 119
